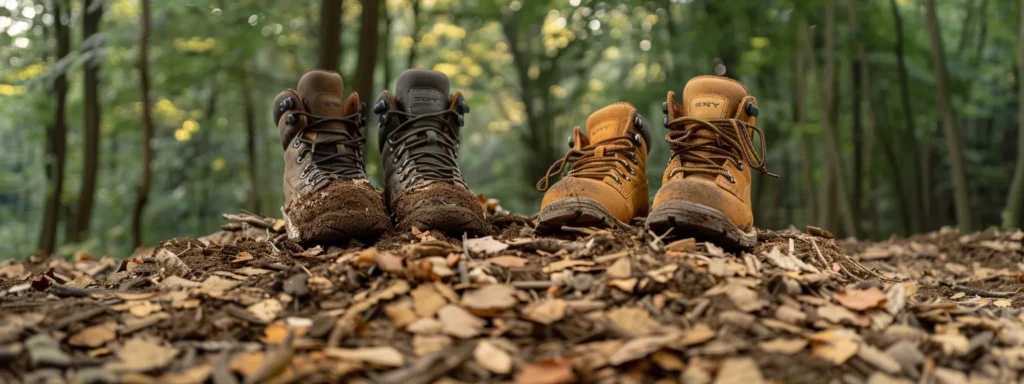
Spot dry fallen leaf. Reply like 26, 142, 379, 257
410, 284, 448, 318
412, 334, 453, 356
665, 238, 697, 252
608, 334, 675, 365
515, 358, 575, 384
474, 340, 513, 374
994, 299, 1012, 308
758, 338, 807, 354
606, 307, 660, 336
713, 357, 765, 384
248, 299, 284, 323
465, 236, 510, 255
324, 346, 405, 367
833, 287, 887, 311
68, 322, 117, 348
232, 252, 254, 263
808, 330, 859, 365
438, 304, 485, 339
461, 284, 518, 314
543, 259, 596, 273
105, 336, 179, 373
606, 258, 632, 279
524, 299, 567, 325
487, 255, 529, 268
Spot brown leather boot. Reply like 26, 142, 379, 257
373, 69, 488, 235
272, 70, 390, 243
536, 103, 651, 231
647, 76, 776, 250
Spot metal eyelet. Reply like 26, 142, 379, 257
296, 148, 309, 164
626, 165, 635, 175
610, 175, 621, 184
736, 162, 744, 171
726, 170, 736, 184
373, 100, 388, 114
299, 164, 312, 179
292, 139, 301, 148
285, 113, 297, 125
745, 101, 759, 117
567, 135, 574, 149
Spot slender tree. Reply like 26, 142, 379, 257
70, 0, 104, 242
39, 0, 71, 255
889, 0, 926, 232
1003, 0, 1024, 228
406, 0, 421, 70
794, 34, 816, 225
318, 0, 343, 71
848, 0, 879, 235
132, 0, 154, 248
924, 0, 973, 232
242, 70, 261, 213
353, 0, 379, 101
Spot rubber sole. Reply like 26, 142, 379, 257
397, 205, 490, 236
646, 201, 757, 250
536, 197, 628, 233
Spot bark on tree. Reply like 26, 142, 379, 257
132, 0, 154, 248
1003, 0, 1024, 228
353, 0, 379, 105
888, 0, 926, 232
39, 0, 71, 256
70, 0, 104, 242
242, 70, 261, 213
924, 0, 974, 232
794, 41, 816, 225
406, 0, 421, 70
847, 0, 879, 236
380, 1, 392, 90
318, 0, 342, 71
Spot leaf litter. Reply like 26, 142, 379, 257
0, 212, 1023, 382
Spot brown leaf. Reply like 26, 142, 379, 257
808, 330, 859, 365
487, 255, 529, 268
412, 334, 453, 356
232, 252, 254, 263
474, 340, 512, 374
606, 307, 659, 336
524, 299, 567, 325
410, 284, 448, 318
608, 334, 675, 365
465, 236, 509, 255
758, 338, 807, 354
713, 357, 765, 384
437, 304, 484, 339
606, 258, 631, 279
665, 238, 697, 252
325, 346, 406, 367
374, 250, 406, 275
515, 358, 575, 384
385, 298, 419, 328
68, 322, 117, 348
199, 276, 240, 296
543, 259, 595, 273
461, 284, 517, 314
105, 336, 179, 373
833, 287, 887, 311
158, 362, 214, 384
608, 278, 638, 293
247, 299, 284, 323
678, 323, 716, 346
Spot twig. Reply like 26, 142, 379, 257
940, 282, 1019, 298
222, 213, 275, 230
52, 305, 109, 329
807, 238, 833, 273
459, 233, 471, 285
47, 284, 123, 298
512, 281, 560, 290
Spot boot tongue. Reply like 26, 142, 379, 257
584, 103, 636, 143
296, 70, 351, 157
395, 69, 450, 115
681, 75, 749, 119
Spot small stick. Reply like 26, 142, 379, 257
940, 282, 1018, 298
512, 281, 559, 290
459, 233, 471, 285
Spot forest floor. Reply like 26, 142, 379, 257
1, 209, 1024, 384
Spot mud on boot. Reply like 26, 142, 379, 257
535, 103, 651, 233
374, 69, 489, 235
274, 70, 390, 244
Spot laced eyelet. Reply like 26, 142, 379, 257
610, 175, 621, 184
299, 164, 312, 179
292, 139, 301, 148
736, 162, 744, 171
726, 170, 736, 184
296, 148, 309, 164
627, 166, 635, 175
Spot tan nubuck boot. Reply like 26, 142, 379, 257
647, 76, 776, 250
536, 103, 651, 231
272, 70, 391, 243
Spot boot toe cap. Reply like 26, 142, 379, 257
541, 178, 633, 222
652, 179, 752, 228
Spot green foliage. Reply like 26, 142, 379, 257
0, 0, 1022, 259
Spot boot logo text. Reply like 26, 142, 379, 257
694, 101, 720, 108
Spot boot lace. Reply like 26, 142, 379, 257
536, 135, 639, 191
664, 117, 778, 181
290, 111, 366, 181
384, 108, 465, 187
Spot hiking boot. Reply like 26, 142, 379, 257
536, 103, 651, 231
272, 70, 390, 243
647, 76, 777, 250
373, 69, 487, 234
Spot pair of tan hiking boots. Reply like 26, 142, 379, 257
537, 76, 775, 250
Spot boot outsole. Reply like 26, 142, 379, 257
646, 201, 757, 250
397, 205, 490, 236
536, 197, 628, 233
285, 209, 391, 245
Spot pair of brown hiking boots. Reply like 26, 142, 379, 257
537, 76, 775, 250
273, 69, 487, 244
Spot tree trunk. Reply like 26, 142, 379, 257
132, 0, 154, 248
353, 0, 379, 103
242, 71, 261, 213
39, 0, 71, 256
1003, 0, 1024, 228
848, 0, 880, 236
924, 0, 973, 232
318, 0, 342, 71
888, 0, 926, 232
381, 2, 392, 89
70, 0, 104, 243
406, 0, 421, 70
794, 42, 816, 225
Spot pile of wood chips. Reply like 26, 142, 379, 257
1, 211, 1024, 383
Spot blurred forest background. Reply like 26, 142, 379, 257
1, 0, 1023, 259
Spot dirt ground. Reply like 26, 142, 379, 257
1, 210, 1023, 383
